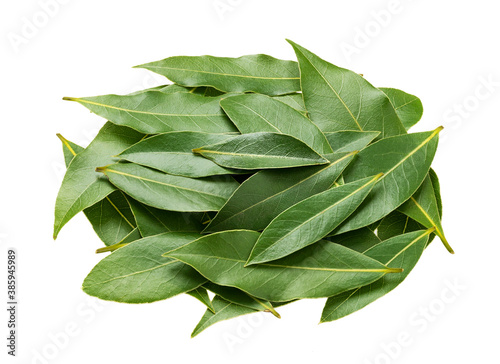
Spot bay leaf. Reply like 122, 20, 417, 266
334, 127, 442, 234
272, 93, 306, 114
118, 131, 243, 178
165, 230, 402, 302
220, 93, 332, 154
82, 232, 205, 303
127, 197, 204, 237
321, 229, 433, 323
326, 227, 381, 253
380, 87, 423, 131
136, 54, 300, 96
187, 287, 215, 313
191, 296, 258, 338
54, 122, 143, 239
63, 92, 238, 134
428, 168, 443, 218
203, 282, 279, 317
287, 40, 406, 137
324, 131, 380, 153
398, 174, 453, 253
246, 174, 382, 265
205, 152, 356, 232
96, 163, 239, 212
377, 211, 425, 241
193, 132, 329, 170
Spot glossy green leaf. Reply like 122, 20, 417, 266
165, 230, 401, 302
220, 94, 332, 154
377, 211, 424, 241
205, 152, 356, 232
118, 131, 242, 178
54, 123, 144, 239
193, 132, 329, 170
324, 131, 380, 153
247, 174, 381, 265
187, 287, 215, 313
191, 296, 258, 338
136, 54, 300, 96
321, 229, 433, 323
83, 232, 205, 303
380, 87, 423, 131
203, 282, 279, 317
398, 174, 453, 253
326, 227, 381, 253
57, 133, 84, 166
63, 92, 238, 134
334, 128, 442, 235
287, 40, 406, 137
96, 163, 239, 212
127, 197, 204, 237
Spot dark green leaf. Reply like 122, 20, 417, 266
187, 287, 215, 313
326, 227, 381, 253
377, 211, 424, 241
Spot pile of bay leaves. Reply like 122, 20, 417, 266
54, 40, 452, 337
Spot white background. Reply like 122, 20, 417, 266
1, 0, 498, 363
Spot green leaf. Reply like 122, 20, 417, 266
203, 282, 280, 317
428, 168, 443, 218
272, 93, 306, 114
191, 296, 258, 338
96, 163, 239, 212
127, 197, 204, 237
377, 211, 424, 241
246, 174, 381, 265
321, 229, 433, 323
324, 131, 380, 153
165, 230, 402, 302
220, 94, 332, 154
334, 128, 442, 235
326, 227, 381, 253
380, 87, 423, 131
58, 134, 140, 246
187, 287, 215, 313
118, 131, 243, 178
193, 132, 329, 170
84, 191, 138, 246
287, 40, 406, 137
398, 174, 453, 253
57, 133, 84, 166
136, 54, 300, 96
54, 123, 144, 239
82, 232, 205, 303
63, 92, 238, 134
205, 152, 356, 232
